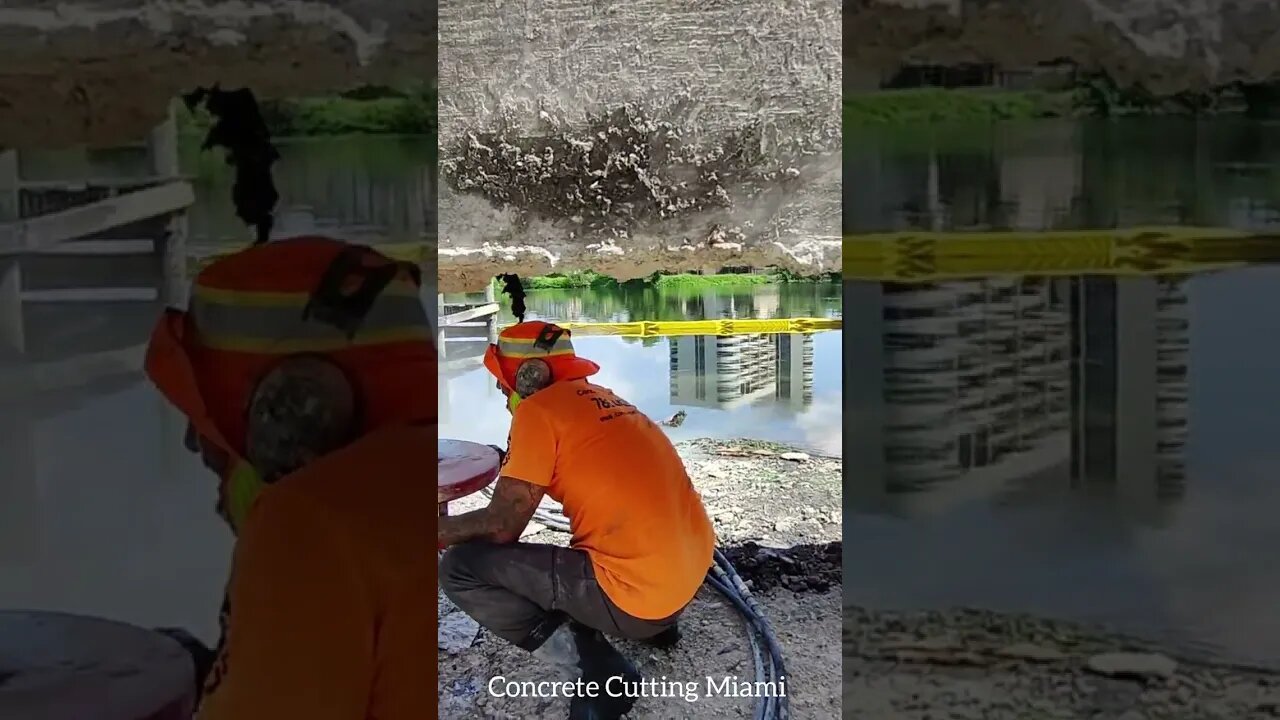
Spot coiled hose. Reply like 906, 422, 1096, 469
479, 488, 791, 720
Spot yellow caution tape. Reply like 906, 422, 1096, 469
505, 318, 842, 337
191, 226, 1279, 285
844, 227, 1280, 281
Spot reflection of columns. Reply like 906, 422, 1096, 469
0, 413, 39, 563
926, 148, 943, 231
408, 168, 427, 235
998, 122, 1081, 230
0, 258, 21, 355
1072, 276, 1189, 506
423, 164, 437, 231
842, 281, 887, 507
0, 149, 20, 354
1113, 279, 1159, 503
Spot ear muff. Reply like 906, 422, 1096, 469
224, 460, 267, 533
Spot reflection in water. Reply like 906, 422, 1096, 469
440, 283, 841, 455
844, 117, 1280, 666
845, 118, 1280, 232
668, 333, 813, 410
18, 136, 436, 245
186, 137, 436, 243
847, 275, 1189, 514
843, 271, 1280, 666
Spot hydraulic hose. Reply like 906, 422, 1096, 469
476, 488, 791, 720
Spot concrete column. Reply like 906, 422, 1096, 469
148, 104, 189, 309
148, 107, 189, 489
437, 294, 446, 360
484, 282, 497, 344
927, 148, 943, 231
0, 147, 18, 221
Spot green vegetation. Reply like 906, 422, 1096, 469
843, 88, 1077, 126
522, 271, 618, 290
519, 270, 837, 292
486, 277, 843, 326
178, 84, 436, 139
648, 273, 778, 289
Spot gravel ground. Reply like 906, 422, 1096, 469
439, 438, 1280, 719
843, 607, 1280, 720
438, 439, 843, 719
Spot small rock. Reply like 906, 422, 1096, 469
883, 636, 962, 652
893, 649, 991, 667
1086, 652, 1178, 681
438, 611, 481, 654
994, 643, 1067, 662
750, 449, 774, 456
780, 452, 810, 462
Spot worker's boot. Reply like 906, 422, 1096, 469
529, 620, 640, 720
643, 622, 680, 650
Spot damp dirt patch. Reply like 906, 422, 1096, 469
721, 541, 842, 595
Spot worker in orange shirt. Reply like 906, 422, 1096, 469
145, 237, 437, 720
439, 320, 716, 720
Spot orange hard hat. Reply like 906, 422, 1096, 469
483, 321, 600, 391
145, 236, 437, 464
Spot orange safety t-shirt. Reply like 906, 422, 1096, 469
501, 380, 715, 620
196, 424, 436, 720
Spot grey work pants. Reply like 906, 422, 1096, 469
439, 541, 681, 649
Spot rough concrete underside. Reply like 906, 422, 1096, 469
5, 0, 1277, 147
436, 0, 842, 291
845, 0, 1280, 94
5, 1, 1280, 286
0, 1, 435, 148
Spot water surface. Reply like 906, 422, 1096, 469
844, 117, 1280, 667
440, 282, 844, 457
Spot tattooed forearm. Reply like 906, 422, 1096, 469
438, 476, 546, 547
438, 508, 510, 546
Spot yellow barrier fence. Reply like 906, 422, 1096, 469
843, 227, 1280, 281
193, 226, 1280, 283
506, 318, 842, 337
